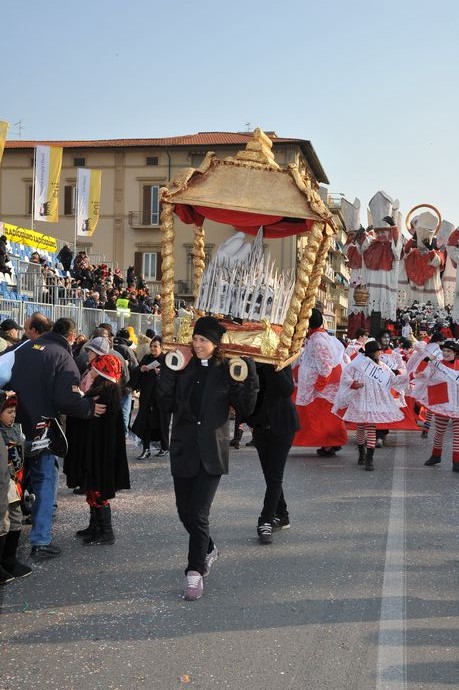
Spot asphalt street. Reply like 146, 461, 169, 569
1, 428, 458, 690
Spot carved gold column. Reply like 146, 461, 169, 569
277, 221, 324, 361
160, 201, 176, 342
192, 224, 206, 307
291, 223, 333, 353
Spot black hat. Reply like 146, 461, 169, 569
117, 328, 131, 341
440, 340, 459, 353
192, 316, 226, 345
0, 318, 22, 332
309, 308, 323, 330
365, 340, 383, 356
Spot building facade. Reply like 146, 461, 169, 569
1, 131, 349, 322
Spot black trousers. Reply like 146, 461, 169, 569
253, 428, 295, 524
173, 466, 221, 576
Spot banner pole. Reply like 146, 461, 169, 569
31, 147, 36, 231
74, 182, 78, 255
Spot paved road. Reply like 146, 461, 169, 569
1, 429, 458, 690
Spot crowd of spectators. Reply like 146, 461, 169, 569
2, 240, 164, 313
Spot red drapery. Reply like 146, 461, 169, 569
174, 203, 314, 238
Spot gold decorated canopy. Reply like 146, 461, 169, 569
160, 128, 337, 367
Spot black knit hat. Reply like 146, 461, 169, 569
365, 340, 383, 356
440, 339, 459, 353
309, 308, 323, 330
192, 316, 226, 345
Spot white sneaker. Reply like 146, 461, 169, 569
203, 546, 219, 577
183, 571, 203, 600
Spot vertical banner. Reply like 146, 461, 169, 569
33, 145, 63, 222
76, 168, 101, 237
0, 121, 8, 165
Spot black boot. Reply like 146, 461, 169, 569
365, 447, 375, 471
357, 445, 366, 465
0, 534, 15, 584
1, 530, 32, 578
230, 426, 244, 450
138, 443, 151, 459
424, 455, 441, 466
75, 507, 100, 538
84, 505, 115, 545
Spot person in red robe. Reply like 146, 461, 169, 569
293, 309, 348, 456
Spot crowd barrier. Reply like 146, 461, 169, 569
0, 299, 162, 338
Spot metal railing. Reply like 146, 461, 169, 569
0, 299, 163, 337
128, 211, 160, 228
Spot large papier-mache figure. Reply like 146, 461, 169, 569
403, 210, 445, 308
357, 191, 402, 322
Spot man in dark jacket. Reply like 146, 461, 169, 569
9, 317, 106, 559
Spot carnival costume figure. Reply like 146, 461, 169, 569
293, 309, 348, 456
332, 340, 409, 471
411, 339, 459, 471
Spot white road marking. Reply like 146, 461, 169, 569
376, 442, 407, 690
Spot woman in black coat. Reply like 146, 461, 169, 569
158, 317, 259, 601
64, 355, 130, 545
246, 363, 299, 544
131, 336, 170, 459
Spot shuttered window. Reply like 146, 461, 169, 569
64, 185, 76, 215
142, 185, 160, 225
135, 251, 162, 280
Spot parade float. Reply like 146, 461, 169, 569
159, 128, 338, 373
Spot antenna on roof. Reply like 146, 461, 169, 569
244, 122, 252, 132
11, 120, 23, 138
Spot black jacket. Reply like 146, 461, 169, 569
64, 385, 130, 499
9, 331, 95, 440
113, 337, 138, 384
131, 353, 167, 440
247, 364, 299, 435
158, 356, 259, 477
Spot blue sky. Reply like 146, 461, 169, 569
3, 0, 459, 226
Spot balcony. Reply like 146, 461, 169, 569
327, 194, 343, 210
332, 250, 347, 271
322, 263, 336, 283
128, 211, 161, 229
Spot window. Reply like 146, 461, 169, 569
138, 252, 162, 281
74, 157, 85, 167
142, 185, 160, 225
27, 185, 33, 214
64, 185, 76, 215
190, 152, 205, 167
146, 156, 159, 166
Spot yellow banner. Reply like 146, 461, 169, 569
0, 221, 58, 252
0, 121, 8, 165
77, 168, 101, 237
34, 145, 63, 222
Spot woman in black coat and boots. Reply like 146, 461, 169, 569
158, 316, 259, 601
64, 355, 130, 545
131, 336, 170, 459
246, 364, 299, 544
